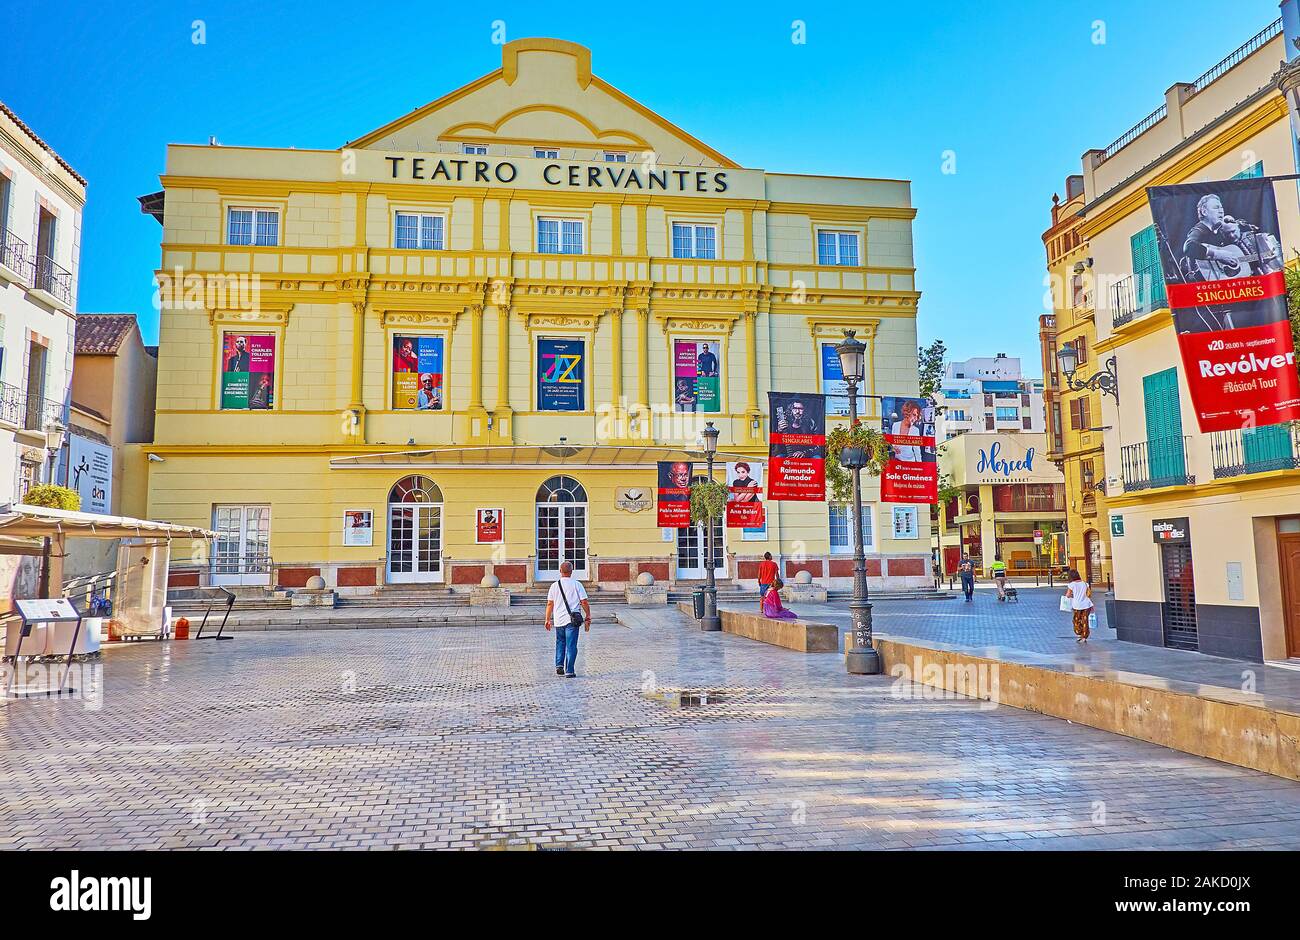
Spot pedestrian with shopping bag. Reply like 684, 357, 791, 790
545, 561, 591, 677
1062, 568, 1095, 643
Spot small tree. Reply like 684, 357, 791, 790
688, 478, 728, 526
824, 422, 890, 503
917, 339, 947, 399
21, 484, 81, 511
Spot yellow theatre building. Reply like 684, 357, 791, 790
141, 38, 930, 595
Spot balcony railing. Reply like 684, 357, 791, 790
1121, 435, 1195, 492
1111, 270, 1168, 328
0, 382, 68, 432
1211, 423, 1300, 478
33, 255, 72, 305
0, 383, 26, 427
0, 228, 32, 280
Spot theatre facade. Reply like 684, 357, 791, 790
143, 38, 927, 594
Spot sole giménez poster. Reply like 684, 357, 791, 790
1147, 176, 1300, 431
657, 460, 692, 527
725, 461, 764, 527
767, 392, 826, 501
880, 395, 938, 503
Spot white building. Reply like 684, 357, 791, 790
933, 353, 1045, 441
0, 101, 83, 500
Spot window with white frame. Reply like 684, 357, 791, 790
816, 230, 859, 266
227, 207, 279, 246
534, 148, 559, 159
829, 503, 875, 553
394, 212, 446, 250
671, 222, 717, 260
537, 217, 584, 255
461, 143, 488, 155
603, 152, 628, 163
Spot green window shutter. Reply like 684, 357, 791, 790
1130, 225, 1166, 311
1142, 368, 1186, 483
1242, 424, 1291, 469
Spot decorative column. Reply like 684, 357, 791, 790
467, 304, 488, 442
495, 304, 513, 441
348, 299, 366, 441
744, 309, 762, 444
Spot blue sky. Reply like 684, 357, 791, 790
3, 1, 1286, 372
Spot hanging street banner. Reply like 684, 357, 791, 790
673, 339, 721, 412
880, 395, 938, 503
392, 335, 445, 410
656, 460, 692, 527
220, 333, 275, 410
767, 392, 826, 501
537, 337, 586, 411
1147, 176, 1300, 432
725, 461, 764, 528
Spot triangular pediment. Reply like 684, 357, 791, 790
348, 38, 737, 168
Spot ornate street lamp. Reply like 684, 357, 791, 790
700, 420, 722, 632
837, 330, 880, 675
1056, 342, 1119, 403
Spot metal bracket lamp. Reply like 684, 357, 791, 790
1056, 342, 1119, 404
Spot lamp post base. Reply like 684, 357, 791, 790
701, 616, 722, 632
845, 646, 881, 675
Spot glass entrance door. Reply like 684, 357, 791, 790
536, 504, 588, 581
211, 504, 271, 586
676, 519, 726, 580
386, 503, 443, 583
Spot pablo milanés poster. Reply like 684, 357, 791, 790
880, 395, 938, 504
392, 335, 445, 410
538, 337, 586, 411
220, 333, 275, 410
1147, 176, 1300, 432
657, 460, 692, 527
673, 339, 720, 412
767, 392, 826, 501
725, 461, 764, 528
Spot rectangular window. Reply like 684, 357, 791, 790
829, 504, 875, 553
1130, 225, 1167, 311
533, 148, 559, 159
0, 175, 10, 232
461, 144, 488, 155
537, 217, 584, 254
603, 152, 628, 162
671, 222, 717, 259
220, 333, 276, 410
1233, 161, 1264, 179
816, 230, 860, 266
394, 212, 445, 250
995, 407, 1019, 421
1069, 396, 1091, 430
672, 338, 721, 412
392, 335, 446, 410
227, 208, 279, 246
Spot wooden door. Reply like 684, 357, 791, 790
1277, 532, 1300, 658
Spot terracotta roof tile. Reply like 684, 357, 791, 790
75, 314, 138, 355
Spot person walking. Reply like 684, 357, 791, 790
1064, 567, 1094, 643
958, 556, 975, 602
544, 561, 591, 677
990, 555, 1008, 601
757, 551, 778, 610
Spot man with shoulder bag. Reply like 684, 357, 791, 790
545, 561, 592, 678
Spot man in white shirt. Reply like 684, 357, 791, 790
545, 561, 591, 678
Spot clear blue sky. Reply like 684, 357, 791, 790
3, 0, 1286, 371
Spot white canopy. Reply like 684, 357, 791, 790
0, 504, 217, 542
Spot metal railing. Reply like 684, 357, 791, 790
0, 227, 32, 279
33, 254, 71, 304
0, 382, 26, 427
1121, 436, 1195, 492
1111, 270, 1167, 328
1101, 104, 1167, 162
1210, 423, 1300, 478
1189, 18, 1282, 96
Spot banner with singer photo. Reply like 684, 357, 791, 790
880, 395, 938, 504
725, 461, 764, 528
1147, 176, 1300, 432
657, 460, 693, 528
767, 392, 826, 501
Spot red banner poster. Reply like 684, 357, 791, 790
767, 392, 826, 501
1148, 177, 1300, 432
880, 395, 938, 504
475, 508, 503, 543
657, 460, 692, 527
725, 461, 765, 527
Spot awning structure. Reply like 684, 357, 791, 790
0, 504, 217, 542
328, 445, 762, 471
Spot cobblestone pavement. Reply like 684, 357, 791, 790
2, 614, 1299, 850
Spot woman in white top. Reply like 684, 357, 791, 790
1064, 568, 1094, 643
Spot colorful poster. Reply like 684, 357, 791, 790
67, 434, 112, 516
392, 335, 445, 411
220, 333, 275, 410
343, 510, 373, 547
538, 337, 586, 411
1147, 176, 1300, 432
880, 395, 938, 504
725, 461, 764, 528
673, 339, 721, 412
657, 460, 692, 527
821, 343, 865, 417
476, 508, 504, 544
767, 392, 826, 501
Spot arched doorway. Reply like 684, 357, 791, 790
386, 475, 443, 584
676, 474, 727, 580
535, 475, 588, 581
1084, 529, 1102, 585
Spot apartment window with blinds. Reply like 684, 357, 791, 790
816, 230, 859, 266
671, 222, 717, 259
1075, 335, 1088, 365
829, 504, 875, 553
394, 212, 445, 250
1069, 396, 1091, 430
537, 218, 584, 255
227, 208, 279, 246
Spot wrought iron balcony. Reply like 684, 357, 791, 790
1, 382, 68, 433
0, 382, 27, 427
33, 254, 72, 305
0, 227, 32, 280
1210, 423, 1300, 478
1121, 435, 1195, 492
1111, 271, 1167, 329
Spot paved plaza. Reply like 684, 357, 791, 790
2, 603, 1299, 851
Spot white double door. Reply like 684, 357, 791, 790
386, 503, 443, 583
535, 504, 588, 581
211, 504, 271, 586
676, 520, 727, 580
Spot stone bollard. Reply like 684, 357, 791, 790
625, 571, 668, 606
471, 573, 511, 607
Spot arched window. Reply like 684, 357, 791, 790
388, 475, 443, 504
535, 475, 587, 503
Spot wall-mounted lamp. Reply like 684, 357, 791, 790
1057, 343, 1119, 403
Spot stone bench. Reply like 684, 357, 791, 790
718, 608, 839, 653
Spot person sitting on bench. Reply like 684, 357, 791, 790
762, 579, 799, 621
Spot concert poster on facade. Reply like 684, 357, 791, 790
1147, 176, 1300, 432
820, 342, 865, 417
392, 335, 445, 411
767, 392, 826, 501
475, 508, 504, 544
673, 339, 720, 412
725, 461, 764, 528
656, 460, 692, 527
880, 395, 938, 504
538, 337, 586, 411
220, 333, 275, 410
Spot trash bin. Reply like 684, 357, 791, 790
691, 588, 706, 619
